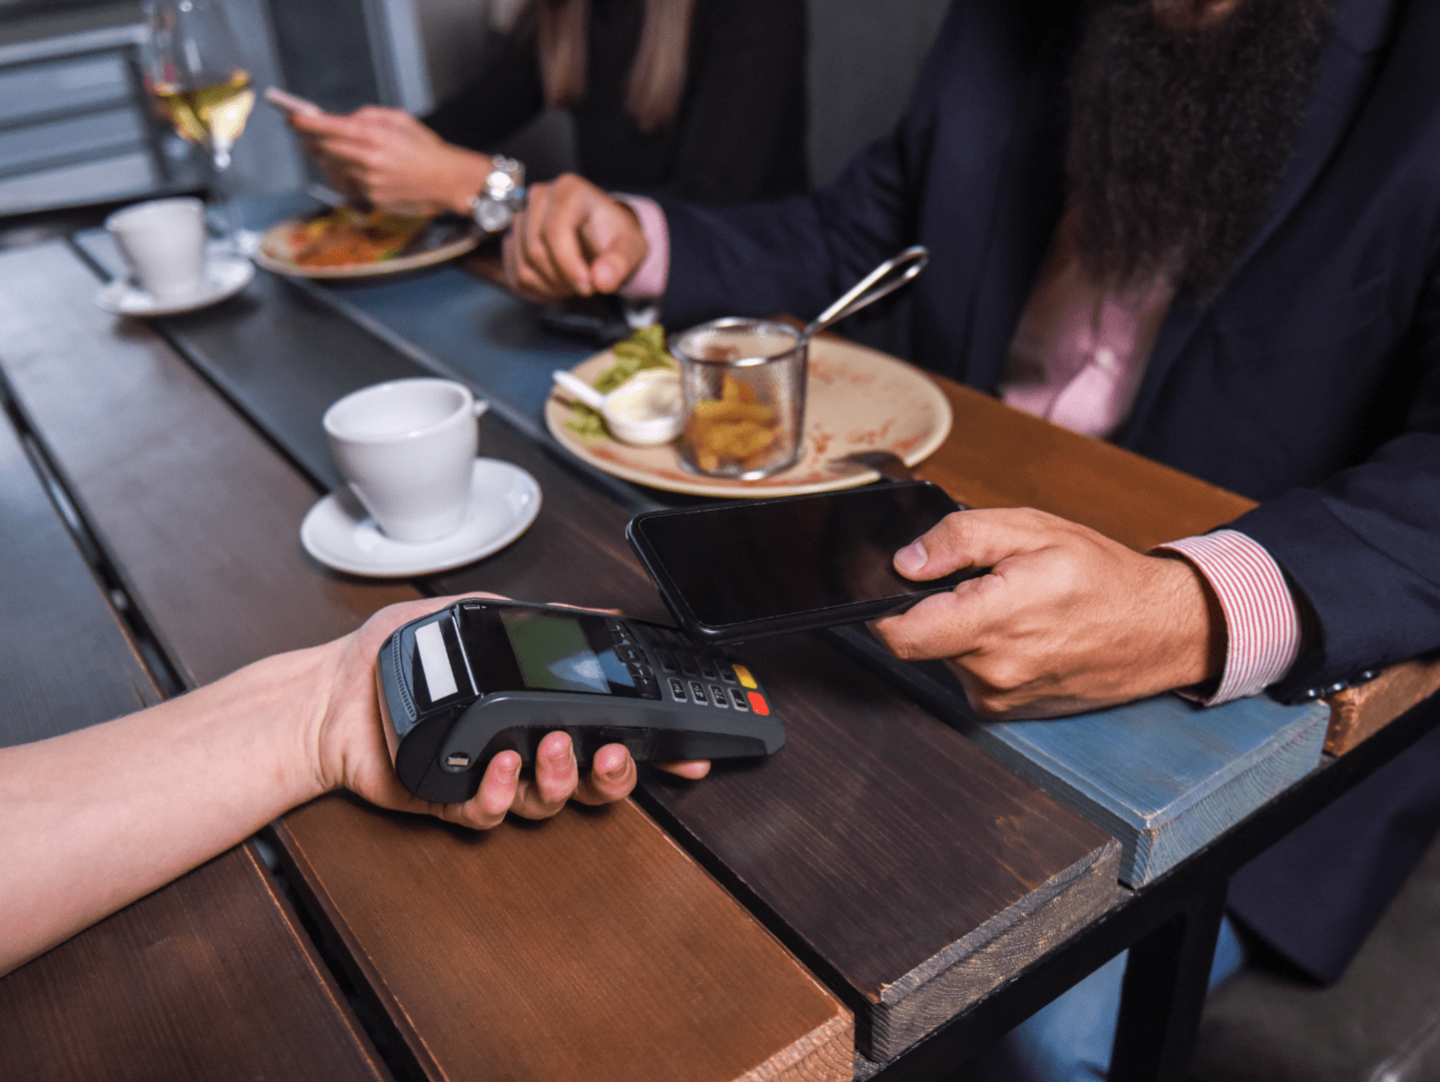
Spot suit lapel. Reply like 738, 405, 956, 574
1119, 0, 1400, 447
961, 42, 1069, 392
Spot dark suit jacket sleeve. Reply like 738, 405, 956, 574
658, 118, 926, 326
655, 0, 956, 326
1234, 263, 1440, 698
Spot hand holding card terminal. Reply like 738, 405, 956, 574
377, 599, 784, 803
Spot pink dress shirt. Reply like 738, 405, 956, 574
620, 198, 1302, 702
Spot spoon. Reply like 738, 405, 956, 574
552, 367, 684, 445
799, 245, 930, 351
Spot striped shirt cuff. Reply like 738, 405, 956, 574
612, 194, 670, 300
1158, 530, 1302, 704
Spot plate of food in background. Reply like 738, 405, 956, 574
546, 325, 953, 498
252, 207, 481, 278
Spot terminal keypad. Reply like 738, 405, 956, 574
605, 619, 660, 699
628, 623, 765, 713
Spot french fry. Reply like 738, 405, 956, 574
685, 375, 780, 472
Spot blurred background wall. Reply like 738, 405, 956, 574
0, 0, 950, 216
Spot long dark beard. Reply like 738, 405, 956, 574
1066, 0, 1332, 299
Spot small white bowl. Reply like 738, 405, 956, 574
553, 368, 683, 446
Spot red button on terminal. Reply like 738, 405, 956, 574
747, 691, 770, 716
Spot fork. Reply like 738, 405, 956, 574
829, 450, 915, 483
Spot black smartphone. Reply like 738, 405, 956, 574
626, 480, 984, 644
538, 294, 633, 344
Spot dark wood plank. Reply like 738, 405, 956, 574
89, 253, 1125, 1063
0, 241, 854, 1082
0, 845, 390, 1082
0, 250, 418, 683
632, 635, 1121, 1060
0, 385, 157, 744
0, 393, 389, 1082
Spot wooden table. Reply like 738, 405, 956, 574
0, 240, 1131, 1080
0, 352, 388, 1081
3, 232, 1437, 1082
71, 232, 1140, 1068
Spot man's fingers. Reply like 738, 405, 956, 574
893, 508, 1067, 581
590, 249, 634, 294
532, 182, 601, 295
503, 175, 645, 300
580, 203, 645, 293
512, 187, 575, 297
871, 578, 1000, 661
540, 208, 595, 296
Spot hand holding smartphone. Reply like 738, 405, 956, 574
627, 481, 987, 644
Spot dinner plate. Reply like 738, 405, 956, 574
300, 459, 541, 577
95, 256, 255, 317
545, 336, 953, 498
253, 215, 481, 279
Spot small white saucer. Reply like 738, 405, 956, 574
300, 459, 542, 577
96, 256, 255, 317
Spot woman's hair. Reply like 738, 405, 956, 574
535, 0, 696, 132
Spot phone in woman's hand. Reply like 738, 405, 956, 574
264, 87, 323, 117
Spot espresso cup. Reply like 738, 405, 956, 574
105, 197, 208, 303
323, 379, 489, 543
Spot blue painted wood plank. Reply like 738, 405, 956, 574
934, 669, 1329, 885
830, 637, 1329, 887
321, 267, 591, 425
77, 203, 592, 433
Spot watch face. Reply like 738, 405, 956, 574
475, 198, 513, 233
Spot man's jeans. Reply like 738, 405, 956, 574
974, 915, 1248, 1082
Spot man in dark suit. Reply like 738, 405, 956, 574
502, 0, 1440, 1074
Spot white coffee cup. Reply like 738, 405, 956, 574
105, 197, 208, 303
323, 379, 490, 543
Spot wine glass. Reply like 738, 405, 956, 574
141, 0, 257, 254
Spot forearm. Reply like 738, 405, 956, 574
427, 143, 494, 215
0, 643, 335, 974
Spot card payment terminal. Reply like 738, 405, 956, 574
377, 599, 784, 803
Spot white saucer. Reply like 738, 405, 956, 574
96, 255, 255, 317
300, 459, 542, 577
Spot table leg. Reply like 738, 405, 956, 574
1109, 881, 1228, 1082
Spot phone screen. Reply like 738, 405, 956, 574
628, 481, 977, 640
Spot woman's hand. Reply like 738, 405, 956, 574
309, 595, 704, 830
288, 107, 492, 216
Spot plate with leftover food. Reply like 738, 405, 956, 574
545, 326, 952, 498
253, 207, 481, 278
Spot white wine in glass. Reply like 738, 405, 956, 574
150, 72, 256, 167
142, 0, 257, 251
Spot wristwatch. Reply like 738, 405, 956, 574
469, 155, 526, 233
